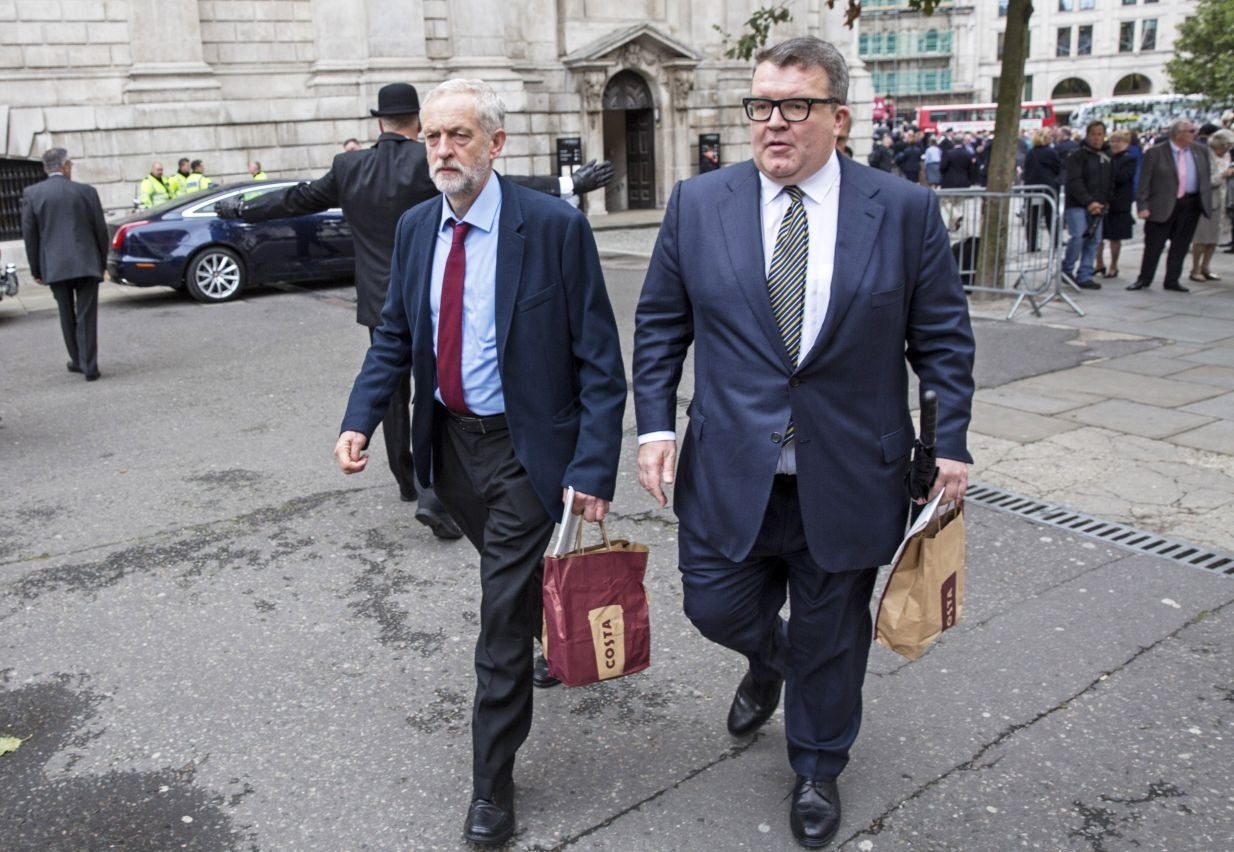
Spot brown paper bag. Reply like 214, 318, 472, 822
874, 503, 965, 660
542, 521, 650, 687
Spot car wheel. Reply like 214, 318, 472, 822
186, 247, 245, 303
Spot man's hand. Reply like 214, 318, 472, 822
928, 457, 969, 505
1086, 201, 1104, 215
1138, 209, 1151, 220
637, 440, 677, 508
571, 160, 614, 195
563, 488, 610, 523
334, 431, 370, 474
214, 197, 245, 219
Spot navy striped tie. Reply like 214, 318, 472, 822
767, 185, 808, 443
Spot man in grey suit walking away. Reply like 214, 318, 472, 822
21, 148, 110, 381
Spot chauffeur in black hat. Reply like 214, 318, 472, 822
220, 83, 613, 539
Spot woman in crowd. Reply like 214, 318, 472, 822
1021, 128, 1062, 253
1190, 130, 1234, 282
1096, 130, 1137, 278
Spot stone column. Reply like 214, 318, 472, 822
446, 0, 514, 74
575, 66, 611, 215
124, 0, 218, 102
310, 0, 369, 93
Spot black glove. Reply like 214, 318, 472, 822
571, 159, 614, 195
214, 196, 245, 219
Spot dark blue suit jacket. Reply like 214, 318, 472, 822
634, 157, 974, 569
341, 175, 627, 520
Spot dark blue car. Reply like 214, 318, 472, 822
107, 180, 354, 303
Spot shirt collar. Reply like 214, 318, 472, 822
439, 171, 502, 233
758, 153, 841, 209
1169, 141, 1189, 157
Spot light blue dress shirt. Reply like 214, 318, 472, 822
430, 174, 504, 416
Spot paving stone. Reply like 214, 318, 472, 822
1181, 390, 1234, 420
1138, 314, 1234, 344
1169, 420, 1234, 455
975, 385, 1093, 415
1171, 364, 1234, 390
1061, 398, 1215, 439
1179, 346, 1234, 368
1091, 350, 1198, 377
1016, 365, 1224, 407
970, 400, 1081, 443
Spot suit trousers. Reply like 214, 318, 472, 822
367, 327, 416, 499
1138, 195, 1203, 288
49, 277, 99, 376
678, 475, 879, 782
430, 407, 555, 799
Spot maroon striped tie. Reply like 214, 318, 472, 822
437, 219, 472, 414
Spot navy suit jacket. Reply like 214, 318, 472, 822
341, 175, 627, 520
634, 157, 975, 569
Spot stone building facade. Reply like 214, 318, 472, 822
1, 0, 868, 220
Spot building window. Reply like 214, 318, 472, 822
923, 28, 940, 52
1077, 25, 1093, 55
1122, 0, 1136, 5
886, 32, 897, 53
1052, 77, 1093, 99
859, 34, 869, 55
1079, 0, 1095, 7
1141, 18, 1157, 50
998, 32, 1005, 59
1024, 74, 1033, 100
1057, 27, 1072, 56
1059, 0, 1073, 10
1119, 21, 1135, 51
999, 0, 1008, 16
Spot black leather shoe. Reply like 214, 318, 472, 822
533, 654, 560, 689
84, 372, 100, 382
726, 670, 782, 737
790, 777, 841, 848
66, 361, 82, 373
415, 488, 464, 540
1126, 280, 1150, 291
1076, 279, 1101, 290
463, 785, 515, 846
1164, 283, 1191, 293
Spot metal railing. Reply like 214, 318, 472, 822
935, 185, 1084, 320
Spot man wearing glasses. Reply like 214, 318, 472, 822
633, 37, 974, 848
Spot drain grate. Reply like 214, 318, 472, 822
966, 482, 1234, 577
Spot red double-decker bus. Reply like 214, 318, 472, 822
915, 101, 1057, 134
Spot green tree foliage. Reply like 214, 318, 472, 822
714, 5, 794, 61
1166, 0, 1234, 100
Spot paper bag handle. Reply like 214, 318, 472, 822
571, 517, 614, 553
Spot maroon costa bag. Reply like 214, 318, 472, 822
542, 521, 650, 687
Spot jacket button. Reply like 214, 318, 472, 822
790, 377, 801, 387
771, 432, 782, 444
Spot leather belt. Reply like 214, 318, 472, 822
443, 407, 507, 434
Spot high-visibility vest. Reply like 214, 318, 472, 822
168, 172, 191, 197
138, 174, 172, 208
251, 171, 268, 181
182, 173, 213, 194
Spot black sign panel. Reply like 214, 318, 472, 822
699, 133, 721, 173
557, 137, 583, 176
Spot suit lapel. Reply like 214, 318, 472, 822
412, 206, 440, 368
719, 162, 794, 370
799, 155, 884, 369
494, 175, 525, 363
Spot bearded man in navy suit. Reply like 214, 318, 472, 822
634, 37, 975, 848
334, 79, 625, 846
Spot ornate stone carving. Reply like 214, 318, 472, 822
583, 71, 606, 111
671, 70, 693, 110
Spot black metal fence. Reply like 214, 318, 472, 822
0, 158, 47, 240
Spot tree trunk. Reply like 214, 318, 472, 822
976, 0, 1033, 291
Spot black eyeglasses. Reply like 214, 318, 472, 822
743, 97, 840, 122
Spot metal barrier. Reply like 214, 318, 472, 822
935, 185, 1084, 320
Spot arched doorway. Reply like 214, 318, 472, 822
602, 71, 656, 211
1052, 77, 1092, 99
1114, 74, 1152, 96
